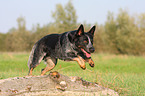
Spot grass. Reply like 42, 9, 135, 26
0, 52, 145, 95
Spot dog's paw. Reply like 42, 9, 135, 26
89, 63, 94, 67
87, 59, 94, 67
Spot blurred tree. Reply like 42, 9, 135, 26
94, 24, 106, 53
138, 13, 145, 31
137, 13, 145, 55
0, 33, 6, 51
115, 9, 139, 55
17, 16, 26, 31
52, 0, 77, 32
103, 9, 145, 55
8, 27, 17, 33
5, 16, 31, 51
104, 11, 118, 53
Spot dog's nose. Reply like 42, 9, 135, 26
89, 47, 95, 53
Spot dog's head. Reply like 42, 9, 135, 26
68, 24, 96, 58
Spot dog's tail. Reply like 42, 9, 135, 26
27, 43, 37, 69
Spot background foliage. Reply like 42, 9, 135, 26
0, 1, 145, 55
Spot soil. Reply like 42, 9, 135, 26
0, 71, 119, 96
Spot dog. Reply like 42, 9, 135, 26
27, 24, 96, 76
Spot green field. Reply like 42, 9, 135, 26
0, 52, 145, 95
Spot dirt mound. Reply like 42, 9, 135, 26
0, 71, 119, 96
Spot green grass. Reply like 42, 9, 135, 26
0, 52, 145, 95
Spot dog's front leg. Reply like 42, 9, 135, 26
73, 56, 86, 70
85, 58, 94, 67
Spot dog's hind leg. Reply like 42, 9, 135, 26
41, 57, 57, 76
28, 53, 46, 76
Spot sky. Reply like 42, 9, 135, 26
0, 0, 145, 33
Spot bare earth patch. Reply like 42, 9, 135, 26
0, 71, 119, 96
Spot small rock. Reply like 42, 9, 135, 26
26, 86, 31, 92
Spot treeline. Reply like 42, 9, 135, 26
0, 1, 145, 55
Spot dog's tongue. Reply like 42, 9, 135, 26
81, 49, 91, 58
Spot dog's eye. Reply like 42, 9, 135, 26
84, 40, 88, 44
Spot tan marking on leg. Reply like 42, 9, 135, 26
73, 56, 86, 70
28, 68, 33, 76
28, 53, 46, 76
28, 64, 39, 76
41, 59, 55, 76
87, 58, 94, 67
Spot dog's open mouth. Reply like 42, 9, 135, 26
81, 48, 91, 58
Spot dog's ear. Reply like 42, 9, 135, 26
76, 24, 84, 36
88, 25, 96, 36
